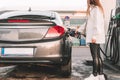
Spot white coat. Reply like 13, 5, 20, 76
78, 6, 105, 44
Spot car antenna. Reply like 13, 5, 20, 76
28, 7, 31, 12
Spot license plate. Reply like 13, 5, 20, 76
1, 47, 35, 57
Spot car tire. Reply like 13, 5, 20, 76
60, 59, 71, 77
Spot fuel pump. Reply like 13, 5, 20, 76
102, 7, 120, 65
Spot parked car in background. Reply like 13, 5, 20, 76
0, 10, 72, 77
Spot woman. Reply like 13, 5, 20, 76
76, 0, 106, 80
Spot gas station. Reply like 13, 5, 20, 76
0, 0, 119, 80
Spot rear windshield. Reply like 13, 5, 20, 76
0, 15, 55, 24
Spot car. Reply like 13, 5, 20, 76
0, 10, 72, 77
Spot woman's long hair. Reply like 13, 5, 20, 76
86, 0, 104, 17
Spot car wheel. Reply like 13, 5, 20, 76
60, 59, 71, 77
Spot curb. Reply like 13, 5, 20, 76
72, 46, 89, 48
104, 61, 120, 80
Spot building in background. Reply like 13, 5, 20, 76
56, 10, 87, 29
0, 0, 87, 29
116, 0, 120, 7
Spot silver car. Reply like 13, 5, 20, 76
0, 10, 72, 77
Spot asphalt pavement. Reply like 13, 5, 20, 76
72, 46, 120, 80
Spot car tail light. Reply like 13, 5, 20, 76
45, 26, 65, 38
8, 19, 30, 23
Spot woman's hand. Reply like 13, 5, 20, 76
91, 38, 96, 43
75, 26, 80, 33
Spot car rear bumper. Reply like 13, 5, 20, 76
0, 38, 71, 64
0, 57, 63, 64
0, 39, 63, 57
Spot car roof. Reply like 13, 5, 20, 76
0, 10, 64, 27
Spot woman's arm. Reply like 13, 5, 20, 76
76, 21, 87, 36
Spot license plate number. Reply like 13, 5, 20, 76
1, 47, 35, 57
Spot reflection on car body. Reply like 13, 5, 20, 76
0, 10, 72, 77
